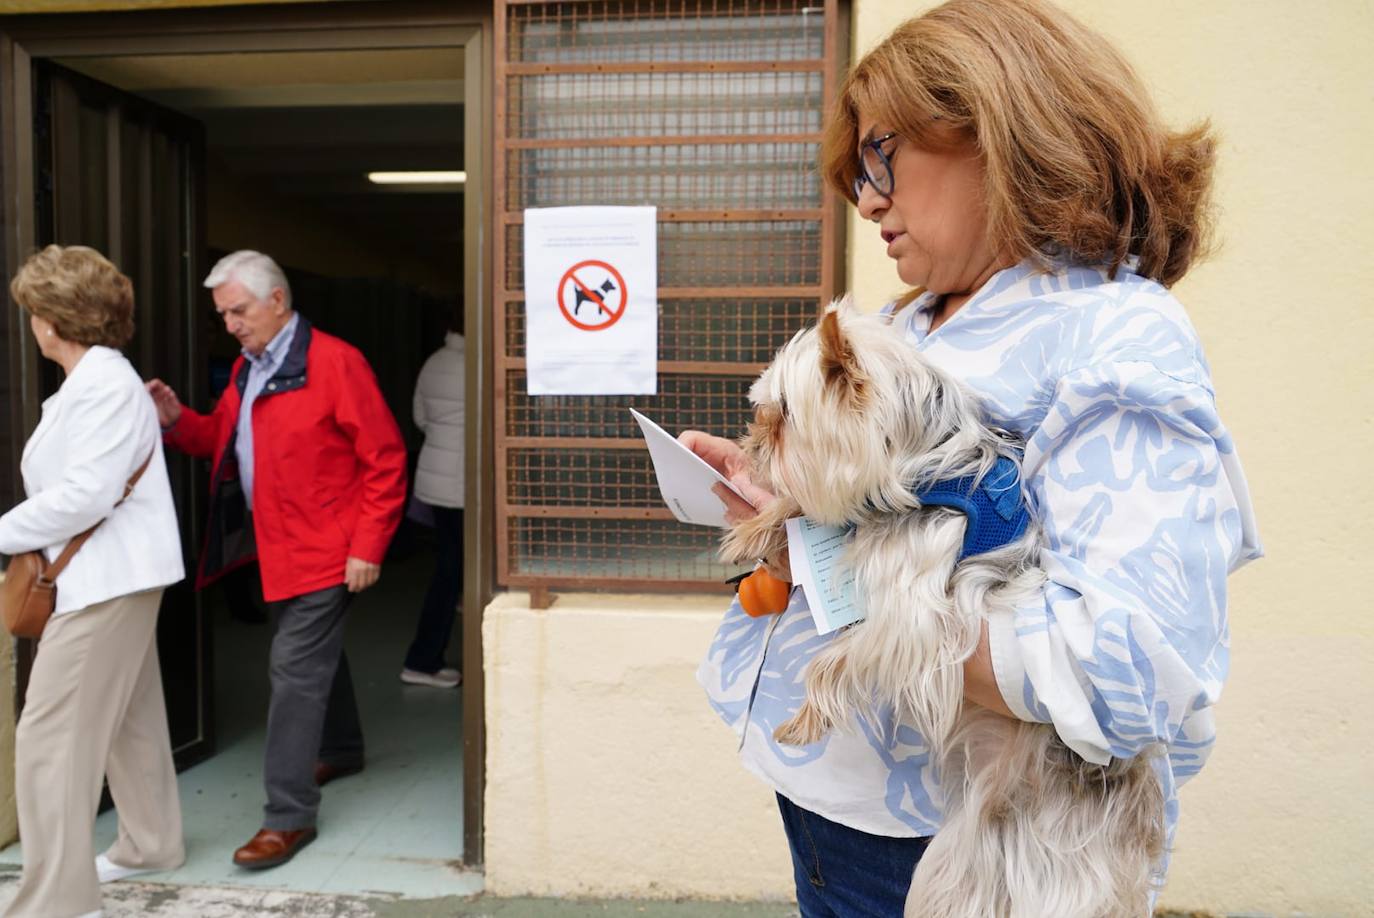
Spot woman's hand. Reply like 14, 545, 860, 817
962, 620, 1014, 718
679, 430, 777, 521
680, 430, 790, 578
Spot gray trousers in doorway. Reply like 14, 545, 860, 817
263, 584, 365, 831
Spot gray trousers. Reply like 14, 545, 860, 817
263, 584, 364, 830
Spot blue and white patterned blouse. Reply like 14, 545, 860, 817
698, 259, 1263, 843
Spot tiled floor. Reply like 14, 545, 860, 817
0, 549, 481, 900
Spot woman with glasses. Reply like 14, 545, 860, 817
685, 0, 1261, 914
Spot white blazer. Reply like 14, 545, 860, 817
412, 332, 465, 508
0, 346, 184, 616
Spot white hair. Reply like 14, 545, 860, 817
204, 250, 291, 308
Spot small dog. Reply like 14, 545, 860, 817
720, 300, 1165, 918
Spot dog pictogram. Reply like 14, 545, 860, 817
557, 260, 628, 332
575, 278, 617, 316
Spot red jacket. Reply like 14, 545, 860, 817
166, 318, 407, 602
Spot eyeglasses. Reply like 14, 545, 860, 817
850, 131, 901, 202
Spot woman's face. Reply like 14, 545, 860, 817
853, 113, 1003, 297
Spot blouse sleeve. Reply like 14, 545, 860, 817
985, 358, 1260, 767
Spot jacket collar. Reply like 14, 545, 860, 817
235, 315, 313, 397
25, 347, 126, 464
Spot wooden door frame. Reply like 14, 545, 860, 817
0, 0, 496, 867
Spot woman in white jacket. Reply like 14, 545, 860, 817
0, 246, 186, 918
402, 328, 465, 688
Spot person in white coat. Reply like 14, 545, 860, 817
0, 246, 186, 918
401, 327, 465, 688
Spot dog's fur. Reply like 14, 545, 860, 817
720, 300, 1165, 918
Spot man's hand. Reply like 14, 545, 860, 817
145, 378, 183, 428
345, 557, 381, 593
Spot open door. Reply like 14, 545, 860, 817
23, 60, 213, 770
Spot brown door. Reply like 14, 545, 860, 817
28, 60, 214, 770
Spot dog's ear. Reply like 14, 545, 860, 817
818, 299, 864, 396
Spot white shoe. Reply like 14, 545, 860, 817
95, 853, 157, 884
75, 911, 103, 918
400, 667, 461, 688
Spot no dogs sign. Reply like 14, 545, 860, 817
558, 259, 628, 332
523, 206, 657, 395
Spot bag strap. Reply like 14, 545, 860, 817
40, 449, 156, 586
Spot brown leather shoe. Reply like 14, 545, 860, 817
314, 761, 364, 787
232, 827, 317, 869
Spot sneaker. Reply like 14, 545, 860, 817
95, 853, 158, 884
400, 667, 461, 688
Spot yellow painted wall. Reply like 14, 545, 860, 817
482, 592, 794, 900
485, 2, 1373, 915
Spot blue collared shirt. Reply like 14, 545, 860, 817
236, 312, 299, 511
698, 260, 1262, 864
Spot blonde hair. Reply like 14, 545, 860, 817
10, 245, 135, 347
822, 0, 1215, 287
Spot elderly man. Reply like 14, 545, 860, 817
147, 250, 406, 869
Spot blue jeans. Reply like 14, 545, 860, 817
776, 793, 931, 917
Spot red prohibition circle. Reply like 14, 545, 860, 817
557, 260, 628, 332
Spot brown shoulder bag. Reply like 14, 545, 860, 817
1, 452, 154, 638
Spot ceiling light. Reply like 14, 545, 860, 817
368, 171, 466, 185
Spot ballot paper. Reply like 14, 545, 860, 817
786, 516, 866, 634
631, 408, 751, 528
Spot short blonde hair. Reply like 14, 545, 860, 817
821, 0, 1215, 287
10, 245, 135, 347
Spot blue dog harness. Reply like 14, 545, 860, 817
913, 455, 1031, 561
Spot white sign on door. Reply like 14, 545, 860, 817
523, 206, 657, 395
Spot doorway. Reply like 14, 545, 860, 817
0, 0, 492, 893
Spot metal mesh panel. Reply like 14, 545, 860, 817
505, 296, 819, 362
506, 0, 826, 65
509, 71, 824, 139
506, 143, 822, 211
505, 370, 754, 439
508, 518, 727, 583
507, 448, 661, 507
505, 220, 822, 288
495, 0, 842, 592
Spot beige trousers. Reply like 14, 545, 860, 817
4, 589, 184, 918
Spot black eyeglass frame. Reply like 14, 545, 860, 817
850, 131, 901, 202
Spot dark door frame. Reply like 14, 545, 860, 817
34, 56, 213, 772
0, 0, 495, 867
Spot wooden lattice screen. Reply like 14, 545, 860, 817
494, 0, 845, 593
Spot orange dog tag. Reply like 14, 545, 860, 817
737, 566, 792, 617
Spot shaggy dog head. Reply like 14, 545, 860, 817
741, 298, 998, 527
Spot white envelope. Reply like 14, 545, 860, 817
631, 408, 752, 528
